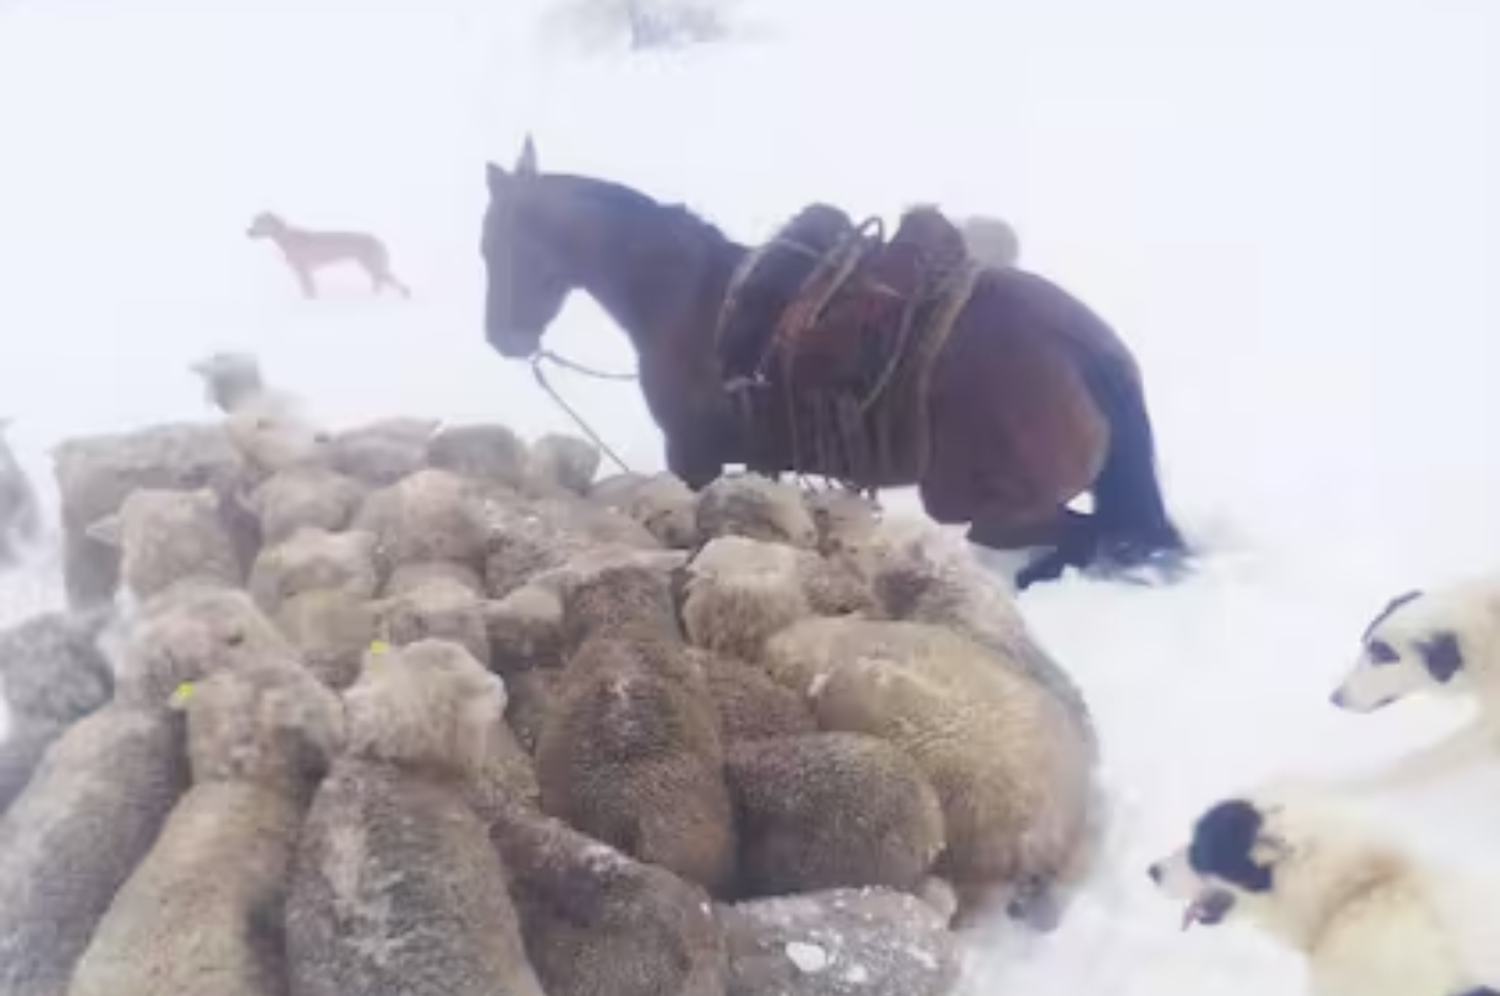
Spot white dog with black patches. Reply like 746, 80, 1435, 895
1149, 792, 1500, 996
1326, 578, 1500, 791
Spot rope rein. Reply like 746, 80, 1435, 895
527, 350, 637, 474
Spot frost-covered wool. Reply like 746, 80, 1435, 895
718, 887, 960, 996
242, 466, 366, 545
725, 732, 945, 897
536, 632, 736, 896
247, 527, 382, 614
679, 536, 816, 661
0, 706, 187, 996
328, 417, 437, 486
272, 589, 380, 690
591, 471, 698, 548
427, 422, 531, 489
527, 433, 600, 496
696, 473, 819, 550
352, 468, 489, 569
485, 584, 565, 674
85, 488, 245, 601
490, 803, 728, 996
68, 664, 344, 996
286, 640, 545, 996
51, 422, 246, 607
774, 617, 1095, 929
700, 653, 815, 744
375, 578, 491, 673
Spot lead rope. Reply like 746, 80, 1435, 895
527, 350, 637, 474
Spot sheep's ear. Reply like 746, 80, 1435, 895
515, 134, 539, 177
85, 513, 122, 547
168, 681, 195, 711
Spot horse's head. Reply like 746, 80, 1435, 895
481, 137, 586, 359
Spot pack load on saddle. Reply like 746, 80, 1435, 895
715, 202, 983, 490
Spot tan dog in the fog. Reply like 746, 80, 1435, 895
246, 211, 411, 299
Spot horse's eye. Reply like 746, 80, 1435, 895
1367, 640, 1400, 665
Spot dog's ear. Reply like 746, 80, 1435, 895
516, 134, 539, 177
1418, 631, 1464, 683
1250, 831, 1293, 867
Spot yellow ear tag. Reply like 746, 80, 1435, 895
170, 681, 195, 708
367, 640, 390, 670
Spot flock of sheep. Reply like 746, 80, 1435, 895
0, 352, 1099, 996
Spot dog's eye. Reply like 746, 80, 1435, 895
1367, 640, 1400, 665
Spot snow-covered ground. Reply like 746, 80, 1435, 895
3, 0, 1500, 992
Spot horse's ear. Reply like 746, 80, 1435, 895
486, 161, 508, 196
516, 134, 539, 177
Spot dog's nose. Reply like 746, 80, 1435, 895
1147, 863, 1162, 884
1329, 688, 1347, 708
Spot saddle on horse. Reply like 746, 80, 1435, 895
715, 202, 981, 487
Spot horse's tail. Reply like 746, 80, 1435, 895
1068, 337, 1188, 568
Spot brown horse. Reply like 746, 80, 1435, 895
482, 138, 1188, 588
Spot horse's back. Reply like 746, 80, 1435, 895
965, 266, 1141, 382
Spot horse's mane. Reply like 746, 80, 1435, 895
548, 173, 739, 250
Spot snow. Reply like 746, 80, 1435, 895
3, 0, 1500, 993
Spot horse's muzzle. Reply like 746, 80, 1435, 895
488, 328, 541, 359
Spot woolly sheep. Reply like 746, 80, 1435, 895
591, 471, 698, 548
272, 589, 381, 689
718, 887, 960, 996
696, 473, 818, 550
328, 416, 437, 486
68, 664, 345, 996
52, 423, 246, 606
384, 559, 485, 597
0, 606, 114, 731
0, 607, 114, 810
286, 639, 545, 996
426, 422, 531, 489
248, 526, 382, 614
241, 466, 366, 545
374, 578, 491, 678
536, 630, 736, 895
485, 584, 564, 674
109, 581, 298, 708
856, 520, 1095, 745
771, 617, 1095, 930
556, 560, 683, 654
0, 704, 187, 996
481, 494, 661, 598
0, 419, 41, 566
86, 488, 245, 601
680, 535, 870, 661
503, 666, 566, 755
0, 720, 56, 815
490, 802, 728, 996
352, 467, 489, 570
700, 653, 815, 744
0, 583, 297, 996
726, 732, 945, 898
527, 432, 600, 496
